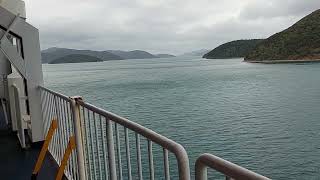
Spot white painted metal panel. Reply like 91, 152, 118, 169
0, 4, 44, 142
7, 68, 27, 131
0, 0, 26, 19
0, 76, 4, 99
12, 84, 26, 148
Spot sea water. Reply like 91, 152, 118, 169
43, 57, 320, 179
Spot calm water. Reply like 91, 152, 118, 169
43, 57, 320, 179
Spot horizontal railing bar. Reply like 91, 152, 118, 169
195, 153, 270, 180
39, 86, 71, 102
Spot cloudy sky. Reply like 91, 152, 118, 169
24, 0, 320, 55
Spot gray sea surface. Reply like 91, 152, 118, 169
43, 57, 320, 179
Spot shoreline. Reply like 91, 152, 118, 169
244, 59, 320, 64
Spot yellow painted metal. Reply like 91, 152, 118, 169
32, 119, 58, 175
56, 136, 76, 180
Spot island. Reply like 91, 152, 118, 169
48, 54, 103, 64
42, 48, 123, 63
245, 9, 320, 63
203, 39, 263, 59
42, 48, 176, 64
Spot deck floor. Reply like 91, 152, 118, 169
0, 101, 58, 180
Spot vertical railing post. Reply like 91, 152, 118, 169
107, 119, 117, 180
70, 96, 86, 180
195, 160, 207, 180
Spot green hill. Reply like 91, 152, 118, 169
42, 48, 123, 63
203, 39, 264, 59
49, 54, 103, 64
42, 48, 172, 63
245, 9, 320, 62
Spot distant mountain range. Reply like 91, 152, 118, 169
181, 49, 210, 57
203, 40, 264, 59
43, 9, 320, 64
155, 54, 176, 58
105, 50, 157, 59
41, 48, 122, 63
49, 54, 103, 64
41, 47, 176, 64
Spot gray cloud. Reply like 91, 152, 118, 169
240, 0, 320, 20
24, 0, 319, 55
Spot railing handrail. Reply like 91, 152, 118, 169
195, 153, 270, 180
77, 100, 191, 180
40, 86, 191, 180
39, 86, 71, 102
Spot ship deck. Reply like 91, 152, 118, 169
0, 101, 59, 180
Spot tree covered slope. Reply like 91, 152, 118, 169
49, 54, 103, 64
203, 39, 264, 59
245, 9, 320, 61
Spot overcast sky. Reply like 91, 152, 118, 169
24, 0, 320, 55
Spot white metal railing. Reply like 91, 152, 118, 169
40, 87, 80, 180
40, 86, 190, 180
77, 99, 190, 180
195, 153, 271, 180
40, 86, 270, 180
